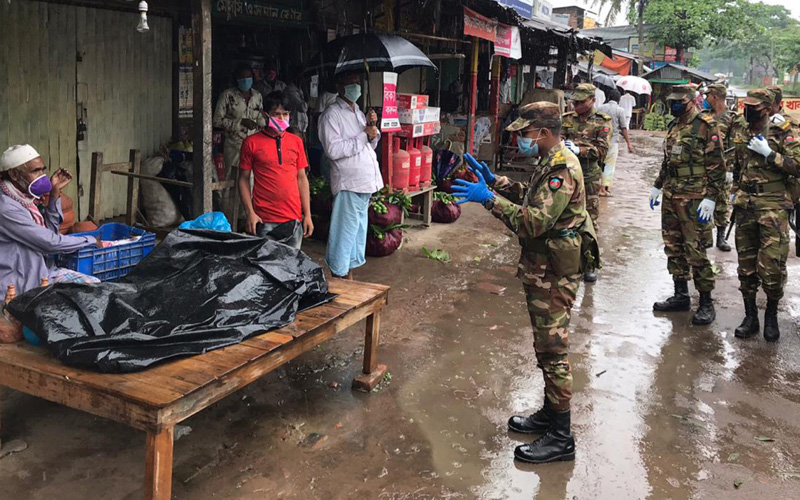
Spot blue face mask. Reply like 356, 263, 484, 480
670, 101, 688, 117
237, 77, 253, 92
344, 83, 362, 103
517, 135, 539, 157
702, 99, 711, 110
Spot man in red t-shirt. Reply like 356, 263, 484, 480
239, 91, 313, 249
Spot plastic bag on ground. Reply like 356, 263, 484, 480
432, 200, 461, 223
179, 212, 232, 231
7, 230, 334, 373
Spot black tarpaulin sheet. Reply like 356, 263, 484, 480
7, 230, 334, 373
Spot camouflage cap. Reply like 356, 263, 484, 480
766, 85, 783, 104
568, 83, 597, 101
666, 84, 696, 101
743, 88, 774, 107
506, 101, 562, 132
703, 83, 727, 98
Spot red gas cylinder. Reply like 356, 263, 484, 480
405, 138, 421, 191
391, 138, 410, 190
418, 138, 433, 187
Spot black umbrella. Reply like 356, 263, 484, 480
308, 33, 436, 76
592, 73, 617, 89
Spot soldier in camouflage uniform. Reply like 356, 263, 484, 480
728, 88, 800, 342
453, 102, 598, 465
703, 83, 737, 251
649, 84, 726, 325
765, 85, 795, 126
562, 83, 612, 283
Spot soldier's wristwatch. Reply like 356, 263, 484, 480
483, 196, 496, 211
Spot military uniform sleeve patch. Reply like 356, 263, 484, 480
603, 127, 610, 132
711, 135, 719, 142
787, 136, 795, 142
548, 177, 563, 191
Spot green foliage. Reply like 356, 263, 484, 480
422, 246, 451, 264
433, 191, 456, 205
644, 0, 745, 54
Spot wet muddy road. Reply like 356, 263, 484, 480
2, 131, 799, 499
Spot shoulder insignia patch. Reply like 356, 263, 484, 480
603, 126, 610, 132
711, 135, 719, 142
787, 136, 795, 143
548, 177, 563, 191
781, 121, 791, 130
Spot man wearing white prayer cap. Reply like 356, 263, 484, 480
0, 145, 101, 295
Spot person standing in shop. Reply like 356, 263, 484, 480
318, 72, 382, 279
213, 63, 266, 214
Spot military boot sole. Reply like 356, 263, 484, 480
514, 446, 576, 464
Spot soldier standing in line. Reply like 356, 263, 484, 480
703, 83, 738, 251
649, 85, 726, 325
561, 83, 612, 283
454, 102, 599, 464
728, 89, 800, 342
765, 85, 793, 125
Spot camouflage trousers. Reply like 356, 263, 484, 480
661, 197, 715, 291
585, 176, 602, 233
523, 272, 580, 412
714, 178, 733, 227
735, 208, 789, 300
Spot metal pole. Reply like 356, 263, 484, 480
467, 36, 479, 155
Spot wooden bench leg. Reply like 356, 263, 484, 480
352, 311, 387, 392
422, 189, 432, 226
145, 426, 174, 500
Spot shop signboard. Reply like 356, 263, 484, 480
464, 7, 497, 42
381, 72, 402, 133
493, 0, 534, 19
494, 24, 522, 59
213, 0, 304, 25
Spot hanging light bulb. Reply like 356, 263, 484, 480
137, 1, 149, 33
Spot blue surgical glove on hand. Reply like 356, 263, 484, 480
564, 140, 581, 155
649, 187, 662, 210
452, 169, 495, 205
463, 153, 495, 185
697, 198, 716, 223
748, 135, 773, 158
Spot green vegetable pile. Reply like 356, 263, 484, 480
370, 223, 407, 240
371, 187, 412, 215
309, 176, 330, 197
370, 200, 388, 214
433, 191, 456, 205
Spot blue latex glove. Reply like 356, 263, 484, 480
463, 153, 495, 185
697, 198, 716, 223
649, 187, 662, 210
452, 169, 495, 205
748, 135, 772, 158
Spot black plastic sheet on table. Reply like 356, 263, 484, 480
7, 230, 334, 373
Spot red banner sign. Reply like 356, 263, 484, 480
464, 7, 496, 42
380, 72, 401, 133
494, 23, 521, 59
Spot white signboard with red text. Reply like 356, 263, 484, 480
381, 72, 402, 132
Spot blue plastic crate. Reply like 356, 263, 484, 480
57, 223, 156, 282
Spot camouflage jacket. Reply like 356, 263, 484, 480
491, 143, 590, 282
730, 116, 800, 210
715, 109, 739, 165
561, 110, 612, 182
654, 109, 726, 200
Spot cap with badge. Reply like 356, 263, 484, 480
0, 144, 41, 172
568, 83, 597, 101
506, 101, 562, 132
743, 88, 774, 107
702, 83, 727, 98
666, 84, 697, 101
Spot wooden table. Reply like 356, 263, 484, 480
403, 184, 437, 225
0, 279, 389, 500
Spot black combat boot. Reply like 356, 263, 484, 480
514, 410, 575, 464
691, 291, 716, 325
716, 226, 731, 252
583, 267, 597, 283
734, 297, 759, 338
508, 399, 551, 434
764, 298, 780, 342
653, 279, 691, 312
